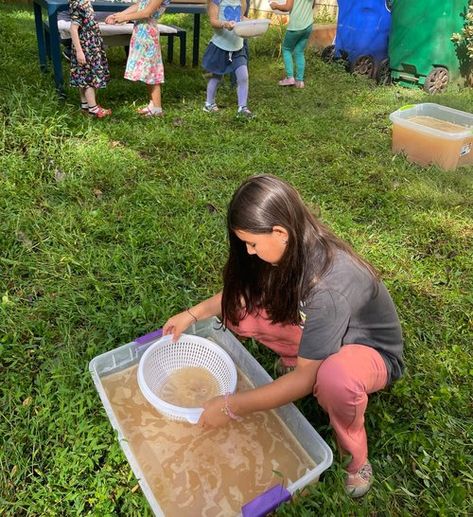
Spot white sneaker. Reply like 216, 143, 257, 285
203, 103, 219, 113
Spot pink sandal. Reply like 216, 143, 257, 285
89, 106, 112, 118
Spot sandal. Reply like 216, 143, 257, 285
89, 105, 112, 118
139, 107, 164, 117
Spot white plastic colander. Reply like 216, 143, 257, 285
137, 334, 238, 424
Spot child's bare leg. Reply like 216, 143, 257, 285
147, 84, 162, 109
78, 87, 88, 106
83, 86, 111, 117
139, 84, 163, 116
83, 86, 97, 108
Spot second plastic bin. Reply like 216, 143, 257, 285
389, 103, 473, 170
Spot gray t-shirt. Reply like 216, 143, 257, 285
298, 252, 404, 384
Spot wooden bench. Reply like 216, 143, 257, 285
43, 19, 187, 65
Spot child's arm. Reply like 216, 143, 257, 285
269, 0, 294, 12
69, 23, 86, 65
199, 356, 323, 427
105, 3, 139, 24
241, 0, 248, 20
162, 292, 223, 341
109, 0, 165, 24
208, 0, 235, 30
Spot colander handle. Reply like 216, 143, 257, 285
185, 409, 204, 424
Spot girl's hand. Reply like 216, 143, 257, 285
112, 12, 128, 24
223, 20, 235, 29
76, 50, 86, 65
105, 14, 116, 24
162, 310, 196, 341
198, 395, 231, 428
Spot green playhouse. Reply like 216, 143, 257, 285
389, 0, 471, 93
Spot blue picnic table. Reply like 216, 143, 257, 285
32, 0, 207, 93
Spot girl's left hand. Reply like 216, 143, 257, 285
198, 396, 231, 429
105, 14, 116, 24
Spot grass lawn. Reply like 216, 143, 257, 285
1, 2, 472, 516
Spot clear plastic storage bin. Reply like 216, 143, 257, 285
89, 318, 333, 517
389, 103, 473, 171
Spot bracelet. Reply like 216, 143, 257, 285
221, 392, 243, 422
186, 308, 198, 323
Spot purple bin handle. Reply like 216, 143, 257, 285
135, 328, 163, 345
241, 484, 292, 517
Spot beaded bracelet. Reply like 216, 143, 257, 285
221, 392, 243, 422
186, 308, 198, 323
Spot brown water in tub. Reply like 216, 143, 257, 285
102, 365, 317, 517
392, 115, 473, 170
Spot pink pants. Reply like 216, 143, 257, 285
228, 311, 388, 473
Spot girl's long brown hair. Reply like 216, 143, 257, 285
222, 175, 378, 326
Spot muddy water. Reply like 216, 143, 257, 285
102, 365, 316, 516
408, 115, 468, 133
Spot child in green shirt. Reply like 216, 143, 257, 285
270, 0, 314, 88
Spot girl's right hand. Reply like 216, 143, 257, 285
162, 310, 196, 342
76, 50, 86, 65
105, 14, 116, 24
223, 20, 236, 30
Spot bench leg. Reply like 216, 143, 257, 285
167, 35, 174, 64
47, 12, 65, 96
34, 2, 48, 72
44, 26, 51, 61
192, 13, 200, 67
179, 31, 186, 66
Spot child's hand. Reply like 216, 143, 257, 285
162, 310, 196, 342
76, 50, 86, 65
105, 14, 116, 24
198, 396, 230, 428
223, 20, 235, 30
112, 12, 128, 24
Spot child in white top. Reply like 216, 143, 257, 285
202, 0, 253, 118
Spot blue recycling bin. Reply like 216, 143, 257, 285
322, 0, 392, 81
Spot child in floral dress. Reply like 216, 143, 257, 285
106, 0, 171, 117
69, 0, 111, 118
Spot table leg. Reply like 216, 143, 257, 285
192, 13, 200, 67
33, 1, 47, 72
47, 12, 65, 95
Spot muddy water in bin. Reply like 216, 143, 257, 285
393, 115, 473, 170
102, 365, 317, 517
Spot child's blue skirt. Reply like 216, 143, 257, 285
202, 42, 248, 75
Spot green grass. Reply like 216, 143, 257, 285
1, 2, 473, 516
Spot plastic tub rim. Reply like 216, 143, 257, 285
389, 102, 473, 140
